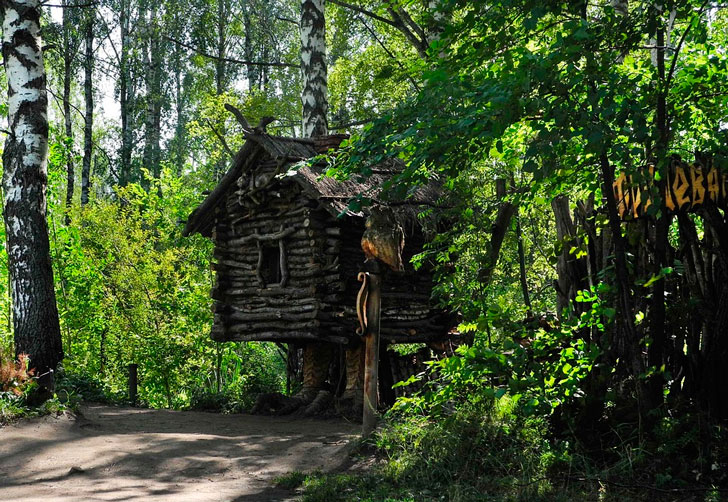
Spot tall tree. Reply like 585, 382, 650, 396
118, 0, 137, 186
141, 2, 163, 186
61, 0, 82, 221
81, 6, 94, 205
301, 0, 328, 136
168, 3, 188, 175
1, 0, 63, 375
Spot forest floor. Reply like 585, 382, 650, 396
0, 403, 359, 501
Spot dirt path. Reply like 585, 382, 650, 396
0, 404, 359, 501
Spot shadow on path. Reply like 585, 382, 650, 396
0, 404, 358, 501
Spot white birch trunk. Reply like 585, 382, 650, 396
300, 0, 328, 138
1, 0, 63, 373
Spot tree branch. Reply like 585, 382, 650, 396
224, 103, 252, 131
276, 16, 299, 25
326, 0, 399, 28
386, 7, 427, 57
330, 119, 373, 130
357, 16, 421, 92
206, 119, 236, 160
42, 1, 98, 7
665, 0, 711, 92
164, 35, 300, 68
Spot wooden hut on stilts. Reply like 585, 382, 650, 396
182, 125, 455, 418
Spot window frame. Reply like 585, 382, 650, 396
255, 238, 288, 288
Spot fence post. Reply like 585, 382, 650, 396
128, 364, 138, 406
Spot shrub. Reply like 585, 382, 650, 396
0, 353, 35, 397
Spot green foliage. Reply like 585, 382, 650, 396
298, 402, 571, 502
187, 341, 286, 412
44, 169, 285, 409
0, 394, 73, 426
55, 370, 117, 404
274, 471, 307, 490
298, 403, 728, 502
396, 312, 600, 420
329, 0, 728, 435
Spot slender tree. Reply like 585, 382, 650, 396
62, 0, 81, 221
1, 0, 63, 375
169, 4, 188, 175
81, 6, 94, 205
119, 0, 136, 186
301, 0, 328, 136
141, 3, 163, 187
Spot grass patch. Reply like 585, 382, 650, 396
0, 392, 75, 425
298, 399, 728, 502
274, 471, 307, 490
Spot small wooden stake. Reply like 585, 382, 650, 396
128, 364, 138, 406
362, 259, 382, 438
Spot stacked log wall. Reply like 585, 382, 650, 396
209, 158, 349, 345
206, 155, 451, 347
319, 218, 452, 345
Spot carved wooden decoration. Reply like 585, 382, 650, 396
614, 158, 727, 219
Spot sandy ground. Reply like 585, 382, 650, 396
0, 404, 359, 501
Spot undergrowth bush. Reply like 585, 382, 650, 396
299, 400, 728, 502
298, 398, 572, 502
0, 353, 35, 396
54, 370, 122, 404
0, 354, 77, 425
374, 399, 558, 497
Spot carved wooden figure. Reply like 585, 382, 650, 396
613, 157, 728, 219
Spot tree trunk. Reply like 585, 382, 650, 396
119, 0, 133, 186
1, 0, 63, 375
216, 0, 227, 95
600, 153, 652, 422
142, 4, 162, 189
301, 0, 328, 137
551, 195, 589, 318
514, 210, 531, 314
212, 0, 229, 180
172, 10, 185, 176
62, 0, 75, 222
477, 179, 516, 288
81, 8, 94, 206
243, 9, 258, 90
646, 16, 670, 407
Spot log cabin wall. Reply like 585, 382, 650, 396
318, 215, 450, 345
210, 154, 350, 345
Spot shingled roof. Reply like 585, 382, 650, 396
183, 133, 442, 237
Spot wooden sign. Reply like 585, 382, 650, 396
614, 158, 728, 219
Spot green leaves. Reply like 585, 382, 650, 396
640, 267, 674, 288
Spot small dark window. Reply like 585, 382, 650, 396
259, 244, 281, 286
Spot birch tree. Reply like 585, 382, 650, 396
1, 0, 63, 375
301, 0, 328, 137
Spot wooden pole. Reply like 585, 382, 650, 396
362, 259, 382, 437
128, 364, 138, 406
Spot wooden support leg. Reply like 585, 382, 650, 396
378, 345, 396, 408
362, 259, 382, 437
